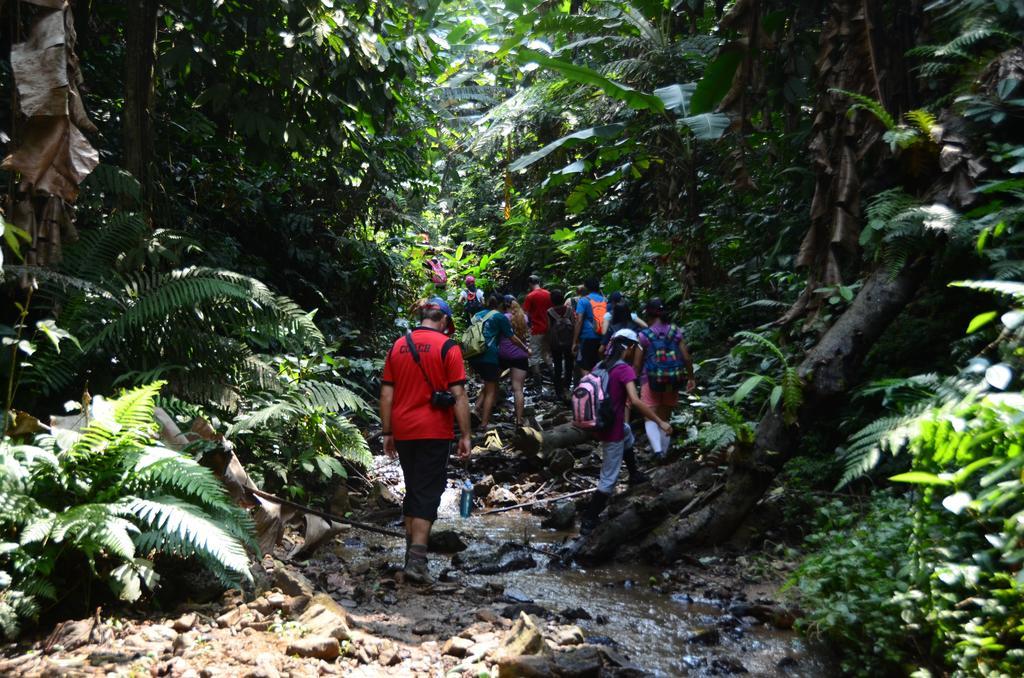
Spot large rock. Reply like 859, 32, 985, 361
452, 542, 536, 575
298, 593, 352, 640
286, 636, 340, 660
552, 646, 604, 677
429, 529, 468, 554
496, 612, 546, 660
272, 562, 315, 597
497, 654, 555, 677
544, 448, 575, 476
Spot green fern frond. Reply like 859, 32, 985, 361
123, 496, 252, 586
829, 89, 897, 130
733, 330, 787, 363
951, 279, 1024, 301
905, 109, 938, 137
781, 367, 804, 423
81, 164, 143, 205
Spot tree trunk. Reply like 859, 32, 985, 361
123, 0, 159, 193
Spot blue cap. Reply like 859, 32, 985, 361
424, 296, 453, 318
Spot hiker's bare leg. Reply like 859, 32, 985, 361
409, 517, 431, 546
478, 381, 497, 428
510, 368, 526, 425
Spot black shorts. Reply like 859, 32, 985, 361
578, 339, 603, 371
396, 439, 451, 521
471, 359, 502, 383
499, 356, 529, 372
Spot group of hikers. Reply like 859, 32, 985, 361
379, 273, 695, 584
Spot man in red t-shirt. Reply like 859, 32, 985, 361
380, 300, 472, 584
522, 275, 553, 385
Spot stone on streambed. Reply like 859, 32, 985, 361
487, 485, 519, 508
452, 542, 537, 575
540, 501, 576, 530
429, 529, 468, 554
286, 636, 340, 660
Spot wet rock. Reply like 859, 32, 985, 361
726, 603, 796, 630
497, 612, 546, 659
287, 636, 340, 660
442, 636, 474, 657
560, 607, 592, 622
497, 654, 555, 677
172, 614, 197, 633
544, 448, 575, 476
552, 626, 585, 646
474, 475, 496, 498
412, 620, 435, 635
540, 501, 576, 531
711, 655, 748, 673
777, 656, 799, 670
272, 563, 315, 597
429, 529, 468, 554
501, 603, 550, 619
475, 608, 500, 623
486, 485, 518, 507
687, 627, 721, 646
452, 542, 536, 575
553, 645, 603, 677
502, 587, 534, 603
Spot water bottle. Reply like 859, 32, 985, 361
459, 479, 474, 518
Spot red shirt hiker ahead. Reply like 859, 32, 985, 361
382, 327, 467, 440
523, 287, 553, 335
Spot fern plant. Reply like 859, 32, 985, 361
0, 382, 255, 638
226, 351, 374, 496
730, 330, 803, 424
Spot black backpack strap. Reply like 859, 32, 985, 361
405, 331, 439, 392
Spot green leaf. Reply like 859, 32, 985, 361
733, 375, 765, 403
551, 228, 577, 242
508, 124, 626, 173
966, 311, 998, 334
654, 83, 696, 114
516, 49, 665, 112
889, 471, 952, 486
691, 48, 744, 114
679, 113, 730, 140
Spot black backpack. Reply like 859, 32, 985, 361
548, 307, 575, 349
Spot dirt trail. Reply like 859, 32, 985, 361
0, 388, 833, 677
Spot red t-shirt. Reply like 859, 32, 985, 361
523, 288, 553, 335
382, 327, 467, 441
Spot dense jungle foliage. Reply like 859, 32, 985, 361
2, 0, 1024, 673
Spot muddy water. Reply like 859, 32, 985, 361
344, 473, 831, 677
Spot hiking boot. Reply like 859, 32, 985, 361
579, 490, 610, 536
403, 556, 433, 585
628, 470, 651, 487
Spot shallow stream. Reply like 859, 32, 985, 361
337, 472, 832, 677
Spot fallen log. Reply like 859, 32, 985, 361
512, 424, 593, 458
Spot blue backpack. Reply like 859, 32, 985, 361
641, 326, 687, 392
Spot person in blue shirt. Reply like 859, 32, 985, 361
572, 277, 608, 375
468, 294, 529, 430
